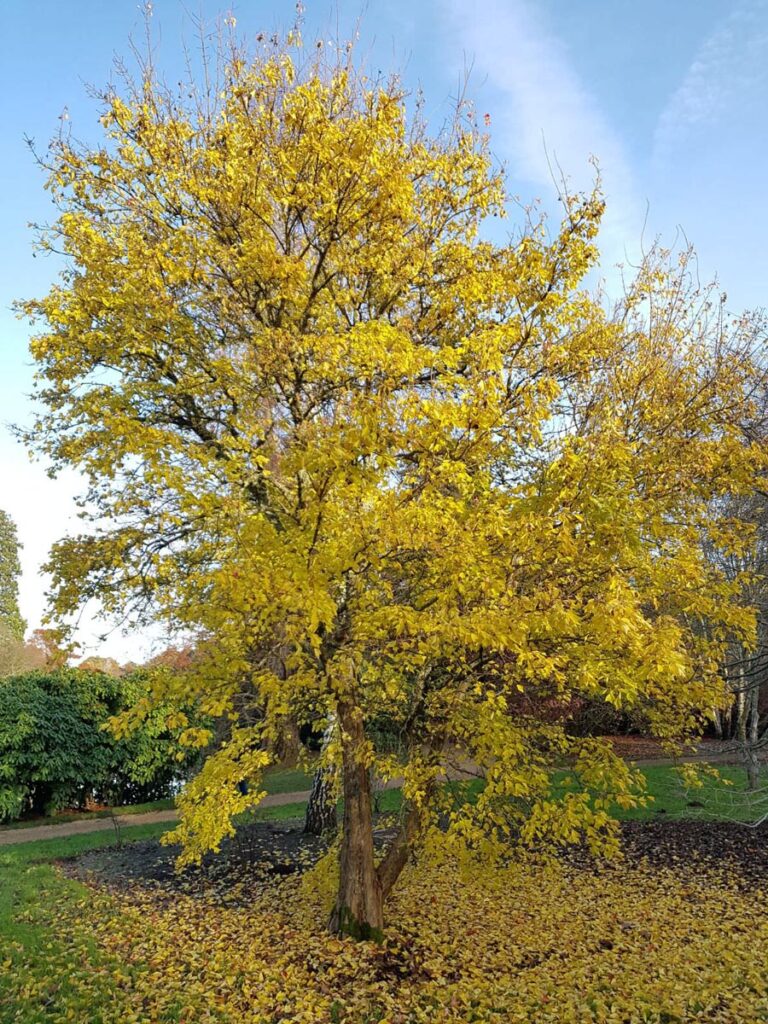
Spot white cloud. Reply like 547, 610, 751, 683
442, 0, 642, 272
654, 0, 768, 164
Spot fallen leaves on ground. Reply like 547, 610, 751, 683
5, 824, 768, 1023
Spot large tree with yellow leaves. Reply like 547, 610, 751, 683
20, 33, 767, 936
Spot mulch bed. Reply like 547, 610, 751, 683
605, 735, 718, 760
619, 819, 768, 884
60, 816, 768, 902
606, 734, 768, 765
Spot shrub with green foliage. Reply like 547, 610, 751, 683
0, 669, 202, 819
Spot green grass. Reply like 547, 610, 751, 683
541, 763, 763, 822
261, 762, 315, 794
375, 764, 766, 825
0, 807, 317, 1019
614, 764, 765, 821
2, 763, 765, 1021
3, 762, 763, 839
0, 823, 173, 1023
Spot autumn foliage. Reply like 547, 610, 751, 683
19, 31, 768, 934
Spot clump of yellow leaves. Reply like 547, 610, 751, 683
14, 853, 768, 1023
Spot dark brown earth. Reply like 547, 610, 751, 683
61, 817, 768, 903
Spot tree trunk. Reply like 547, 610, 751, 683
304, 717, 338, 835
376, 800, 421, 900
747, 749, 760, 791
712, 707, 723, 740
304, 766, 337, 834
749, 684, 760, 745
737, 669, 747, 744
328, 702, 383, 940
273, 716, 301, 767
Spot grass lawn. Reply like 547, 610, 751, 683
610, 764, 768, 822
0, 825, 169, 1023
0, 805, 311, 1022
3, 773, 768, 1023
2, 764, 768, 1022
437, 763, 767, 824
3, 761, 763, 834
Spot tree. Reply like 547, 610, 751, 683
24, 627, 74, 669
0, 510, 25, 642
0, 624, 34, 679
19, 32, 768, 935
703, 488, 768, 787
78, 655, 125, 677
303, 717, 338, 836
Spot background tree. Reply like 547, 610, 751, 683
78, 655, 125, 677
702, 487, 768, 786
23, 626, 75, 669
0, 509, 25, 642
19, 32, 768, 936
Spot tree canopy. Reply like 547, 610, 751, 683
19, 34, 768, 935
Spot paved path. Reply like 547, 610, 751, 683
0, 773, 432, 847
1, 754, 743, 848
0, 788, 315, 847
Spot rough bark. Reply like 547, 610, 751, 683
274, 716, 301, 767
304, 766, 337, 834
746, 748, 761, 791
328, 702, 383, 940
749, 685, 760, 745
304, 717, 338, 835
376, 801, 421, 899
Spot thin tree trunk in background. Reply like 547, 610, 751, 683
737, 668, 747, 744
713, 707, 723, 740
746, 677, 761, 789
304, 718, 337, 835
328, 702, 383, 939
749, 684, 760, 745
304, 766, 337, 834
746, 747, 761, 791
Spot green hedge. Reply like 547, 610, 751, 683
0, 669, 202, 820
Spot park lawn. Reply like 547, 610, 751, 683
610, 764, 765, 822
3, 803, 768, 1023
1, 762, 760, 835
437, 763, 765, 824
554, 763, 764, 823
0, 806, 311, 1023
2, 765, 768, 1023
0, 825, 171, 1023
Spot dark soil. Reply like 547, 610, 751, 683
62, 814, 768, 904
605, 734, 765, 764
60, 817, 400, 903
618, 818, 768, 884
61, 818, 326, 899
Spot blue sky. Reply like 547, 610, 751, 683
2, 0, 767, 660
